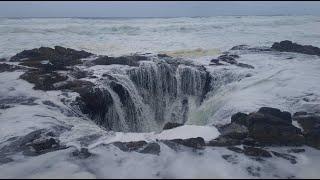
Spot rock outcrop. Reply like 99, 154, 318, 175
293, 112, 320, 149
209, 54, 254, 69
163, 122, 183, 130
271, 40, 320, 56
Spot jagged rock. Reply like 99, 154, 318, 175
163, 122, 183, 130
242, 107, 304, 146
138, 143, 161, 155
230, 45, 250, 51
231, 112, 249, 126
293, 111, 308, 117
243, 146, 272, 158
271, 151, 297, 164
246, 166, 261, 177
227, 146, 244, 153
26, 138, 62, 155
92, 55, 148, 67
304, 129, 320, 149
292, 113, 320, 149
212, 107, 308, 147
0, 58, 6, 62
0, 129, 68, 158
0, 63, 25, 73
257, 107, 292, 124
10, 46, 92, 70
207, 136, 242, 147
0, 157, 13, 165
248, 117, 304, 146
157, 54, 171, 58
163, 137, 205, 150
70, 67, 90, 79
0, 104, 13, 109
56, 80, 95, 95
20, 70, 68, 90
219, 123, 248, 139
218, 54, 238, 64
294, 114, 320, 133
72, 148, 92, 159
271, 40, 320, 56
222, 154, 238, 164
112, 141, 148, 152
76, 134, 102, 147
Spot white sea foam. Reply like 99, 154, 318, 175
1, 16, 320, 178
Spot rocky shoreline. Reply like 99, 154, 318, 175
1, 40, 320, 178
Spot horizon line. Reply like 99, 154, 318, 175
0, 14, 318, 19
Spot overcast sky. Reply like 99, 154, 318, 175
0, 1, 320, 18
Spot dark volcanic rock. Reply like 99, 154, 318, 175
246, 166, 261, 177
206, 136, 242, 147
271, 40, 320, 56
157, 54, 171, 58
257, 107, 292, 124
112, 141, 148, 152
11, 46, 92, 70
247, 116, 304, 146
222, 154, 238, 164
209, 54, 254, 69
219, 123, 248, 140
163, 122, 183, 130
292, 113, 320, 149
138, 143, 161, 155
218, 54, 238, 64
294, 114, 320, 133
231, 112, 249, 126
0, 63, 25, 73
271, 151, 297, 164
243, 146, 272, 158
26, 137, 63, 155
212, 107, 305, 147
227, 146, 244, 153
163, 137, 205, 150
0, 129, 68, 158
92, 55, 148, 67
304, 129, 320, 149
293, 111, 308, 117
230, 45, 250, 51
20, 70, 68, 90
111, 141, 160, 155
72, 148, 92, 159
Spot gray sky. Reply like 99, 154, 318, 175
0, 1, 320, 17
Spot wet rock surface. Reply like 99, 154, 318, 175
0, 63, 25, 73
212, 107, 305, 147
162, 122, 183, 130
162, 137, 206, 150
293, 112, 320, 149
71, 148, 92, 159
209, 54, 254, 69
0, 128, 69, 163
10, 46, 92, 69
91, 55, 148, 67
109, 141, 161, 155
271, 40, 320, 56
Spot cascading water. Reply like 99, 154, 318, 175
76, 56, 213, 132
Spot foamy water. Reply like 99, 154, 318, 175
1, 16, 320, 178
1, 16, 320, 58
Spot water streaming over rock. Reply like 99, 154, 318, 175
77, 57, 213, 132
